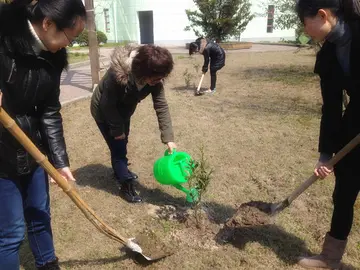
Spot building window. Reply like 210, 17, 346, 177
104, 8, 110, 33
266, 5, 274, 33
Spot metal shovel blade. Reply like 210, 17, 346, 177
122, 231, 174, 264
270, 199, 290, 216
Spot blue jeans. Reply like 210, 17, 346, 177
96, 121, 133, 183
0, 166, 56, 269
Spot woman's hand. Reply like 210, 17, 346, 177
49, 167, 76, 184
115, 133, 126, 140
314, 161, 333, 179
166, 142, 177, 154
0, 89, 2, 106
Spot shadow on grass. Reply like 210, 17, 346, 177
216, 224, 311, 265
59, 255, 128, 268
216, 224, 359, 268
73, 164, 236, 225
20, 240, 36, 270
242, 65, 317, 85
220, 94, 321, 117
19, 239, 128, 270
172, 85, 195, 92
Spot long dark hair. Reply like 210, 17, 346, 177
11, 0, 86, 30
189, 42, 198, 55
296, 0, 360, 22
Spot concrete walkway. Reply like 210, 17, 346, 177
60, 44, 298, 105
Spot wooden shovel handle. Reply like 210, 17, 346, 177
196, 74, 205, 93
0, 106, 130, 245
287, 133, 360, 204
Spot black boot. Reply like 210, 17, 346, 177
114, 170, 138, 181
120, 181, 142, 203
37, 258, 60, 270
128, 170, 138, 180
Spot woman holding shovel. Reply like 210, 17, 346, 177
90, 45, 176, 203
0, 0, 86, 269
189, 37, 226, 94
295, 0, 360, 268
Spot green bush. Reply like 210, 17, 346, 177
74, 29, 89, 46
96, 31, 108, 44
73, 29, 108, 46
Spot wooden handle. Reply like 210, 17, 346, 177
326, 133, 360, 167
0, 107, 129, 246
286, 133, 360, 204
196, 74, 205, 92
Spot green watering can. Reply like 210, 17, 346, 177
153, 149, 198, 202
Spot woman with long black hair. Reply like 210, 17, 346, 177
0, 0, 86, 269
295, 0, 360, 268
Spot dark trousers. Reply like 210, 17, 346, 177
96, 121, 133, 183
210, 70, 217, 90
0, 166, 56, 269
330, 162, 360, 240
210, 63, 224, 90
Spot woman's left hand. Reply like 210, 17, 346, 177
166, 142, 177, 154
49, 167, 76, 184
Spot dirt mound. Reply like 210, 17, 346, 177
226, 201, 273, 227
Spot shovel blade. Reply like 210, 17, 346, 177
270, 200, 290, 215
123, 230, 174, 264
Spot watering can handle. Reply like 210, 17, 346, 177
165, 148, 176, 156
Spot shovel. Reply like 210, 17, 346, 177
271, 133, 360, 215
195, 73, 205, 96
0, 106, 171, 263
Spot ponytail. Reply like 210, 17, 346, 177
342, 0, 360, 21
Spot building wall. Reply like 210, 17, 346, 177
240, 0, 295, 42
94, 0, 295, 45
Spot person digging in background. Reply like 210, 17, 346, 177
295, 0, 360, 268
0, 0, 86, 269
90, 45, 177, 203
189, 37, 226, 94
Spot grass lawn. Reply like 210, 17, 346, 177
68, 52, 89, 64
68, 42, 130, 51
20, 49, 360, 269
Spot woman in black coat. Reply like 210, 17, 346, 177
296, 0, 360, 268
189, 37, 226, 94
0, 1, 86, 269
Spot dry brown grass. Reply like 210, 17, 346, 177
20, 50, 359, 270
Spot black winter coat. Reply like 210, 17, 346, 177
198, 39, 225, 73
315, 20, 360, 166
90, 46, 174, 144
0, 4, 69, 178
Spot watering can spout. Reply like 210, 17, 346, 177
174, 184, 188, 193
174, 184, 199, 203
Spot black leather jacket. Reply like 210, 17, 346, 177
0, 4, 69, 178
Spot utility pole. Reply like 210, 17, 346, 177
85, 0, 100, 87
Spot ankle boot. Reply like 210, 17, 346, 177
114, 170, 138, 181
298, 233, 347, 269
120, 181, 142, 203
37, 257, 60, 270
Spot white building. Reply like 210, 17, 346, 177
93, 0, 295, 45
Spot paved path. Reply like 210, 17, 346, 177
60, 44, 298, 105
